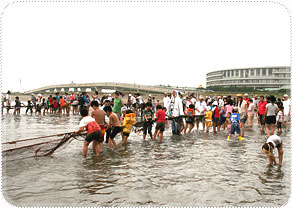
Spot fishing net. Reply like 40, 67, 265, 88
2, 132, 86, 163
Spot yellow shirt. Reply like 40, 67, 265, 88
121, 113, 136, 133
205, 111, 213, 122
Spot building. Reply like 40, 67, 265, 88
206, 66, 291, 90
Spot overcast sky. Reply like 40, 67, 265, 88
1, 1, 290, 93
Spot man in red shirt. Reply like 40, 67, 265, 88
153, 105, 166, 142
258, 96, 267, 132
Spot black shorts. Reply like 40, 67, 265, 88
109, 126, 123, 140
213, 117, 219, 122
277, 122, 282, 128
266, 115, 276, 125
123, 132, 130, 137
155, 122, 165, 132
219, 116, 226, 125
85, 131, 101, 143
186, 117, 194, 124
143, 121, 153, 135
259, 114, 265, 126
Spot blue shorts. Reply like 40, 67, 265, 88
230, 122, 241, 135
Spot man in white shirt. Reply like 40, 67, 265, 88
170, 91, 184, 135
163, 93, 170, 110
195, 95, 207, 131
282, 94, 291, 128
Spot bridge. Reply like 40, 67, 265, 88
24, 82, 198, 95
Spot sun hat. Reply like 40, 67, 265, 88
212, 101, 218, 106
236, 94, 243, 97
244, 93, 248, 96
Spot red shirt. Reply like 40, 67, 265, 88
258, 101, 267, 115
53, 100, 58, 108
156, 109, 166, 122
213, 107, 220, 118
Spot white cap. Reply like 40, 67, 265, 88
149, 94, 152, 97
284, 94, 288, 97
121, 107, 127, 111
244, 93, 248, 96
129, 94, 132, 96
199, 95, 204, 99
37, 94, 42, 97
212, 101, 218, 106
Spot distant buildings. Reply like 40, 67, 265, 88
206, 66, 290, 90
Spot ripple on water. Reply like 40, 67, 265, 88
1, 114, 291, 206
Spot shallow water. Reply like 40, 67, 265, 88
1, 111, 291, 206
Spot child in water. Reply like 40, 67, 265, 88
26, 100, 33, 115
225, 112, 232, 134
13, 96, 22, 115
228, 107, 245, 141
276, 106, 284, 134
205, 106, 212, 133
75, 107, 102, 157
121, 109, 136, 146
143, 102, 154, 140
153, 105, 166, 141
212, 101, 220, 134
262, 135, 283, 166
184, 104, 195, 134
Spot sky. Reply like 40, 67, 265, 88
1, 1, 290, 93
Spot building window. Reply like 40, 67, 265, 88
262, 69, 266, 76
240, 70, 244, 78
245, 69, 249, 77
257, 69, 260, 76
231, 70, 234, 76
251, 69, 254, 76
236, 70, 239, 76
268, 68, 273, 75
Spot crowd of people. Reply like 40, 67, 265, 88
2, 90, 290, 166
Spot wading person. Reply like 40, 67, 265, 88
104, 105, 123, 149
75, 107, 102, 157
258, 96, 267, 132
237, 94, 247, 137
143, 102, 154, 140
153, 105, 166, 141
265, 95, 278, 138
227, 107, 245, 141
113, 91, 124, 121
91, 101, 106, 155
282, 94, 291, 128
5, 91, 12, 113
169, 91, 184, 135
195, 95, 207, 131
247, 99, 256, 130
121, 109, 136, 146
262, 134, 283, 166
